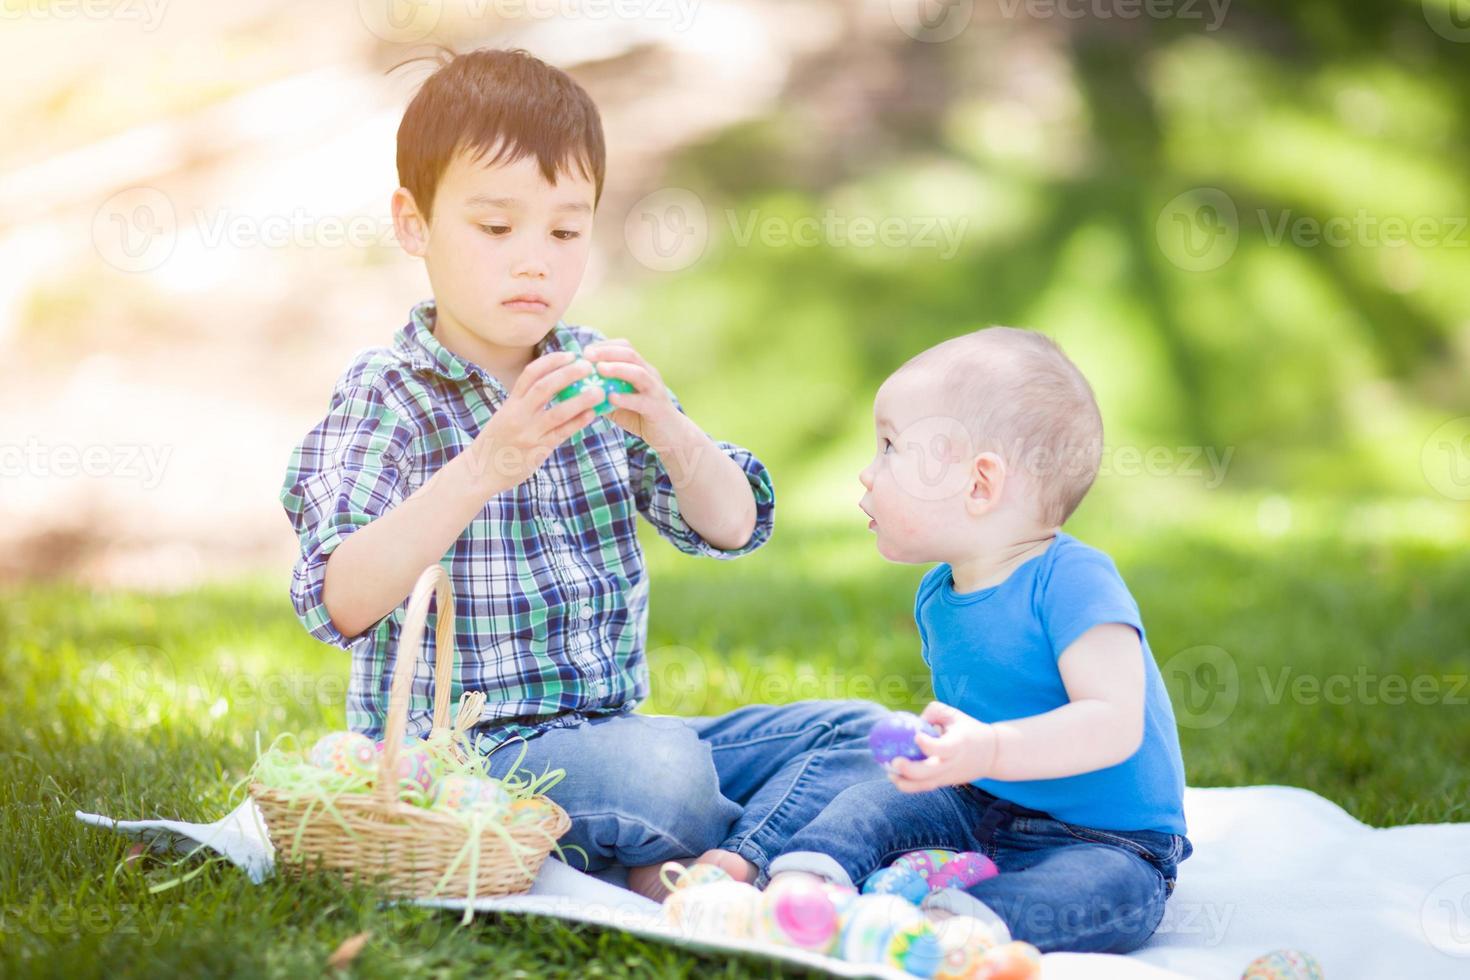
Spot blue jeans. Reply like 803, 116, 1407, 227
477, 700, 888, 877
767, 779, 1192, 954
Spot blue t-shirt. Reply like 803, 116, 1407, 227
916, 533, 1187, 835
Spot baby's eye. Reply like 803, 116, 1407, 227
882, 438, 893, 454
552, 229, 581, 241
479, 224, 511, 236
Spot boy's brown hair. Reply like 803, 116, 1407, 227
395, 48, 606, 221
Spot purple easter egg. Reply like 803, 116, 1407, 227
868, 711, 939, 766
926, 852, 998, 890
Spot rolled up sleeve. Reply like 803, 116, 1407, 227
279, 379, 415, 647
627, 396, 775, 560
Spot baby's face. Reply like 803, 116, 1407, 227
417, 149, 595, 348
858, 368, 983, 563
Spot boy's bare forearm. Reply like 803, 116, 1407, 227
321, 453, 490, 639
649, 413, 757, 551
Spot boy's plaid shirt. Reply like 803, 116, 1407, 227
279, 301, 775, 746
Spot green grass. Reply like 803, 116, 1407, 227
2, 517, 1467, 977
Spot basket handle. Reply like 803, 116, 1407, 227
374, 563, 458, 805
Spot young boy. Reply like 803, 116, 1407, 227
764, 328, 1192, 954
278, 48, 886, 898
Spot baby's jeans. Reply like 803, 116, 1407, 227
767, 778, 1192, 954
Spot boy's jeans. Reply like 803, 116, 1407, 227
767, 779, 1192, 954
476, 700, 889, 879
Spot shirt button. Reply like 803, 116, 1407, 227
550, 522, 566, 536
578, 605, 593, 621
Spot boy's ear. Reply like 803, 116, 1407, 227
392, 187, 429, 257
964, 452, 1007, 516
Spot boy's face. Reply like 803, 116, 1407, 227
858, 367, 982, 563
402, 148, 596, 349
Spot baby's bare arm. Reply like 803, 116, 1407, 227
891, 624, 1147, 791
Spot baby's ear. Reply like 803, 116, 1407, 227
965, 452, 1007, 513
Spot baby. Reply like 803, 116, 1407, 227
763, 328, 1192, 954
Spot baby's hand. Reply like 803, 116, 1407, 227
888, 701, 997, 793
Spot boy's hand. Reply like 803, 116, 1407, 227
583, 340, 683, 446
463, 351, 605, 495
888, 701, 998, 793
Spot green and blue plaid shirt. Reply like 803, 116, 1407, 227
279, 300, 775, 746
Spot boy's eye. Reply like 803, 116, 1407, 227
479, 224, 511, 236
552, 229, 581, 241
882, 438, 893, 454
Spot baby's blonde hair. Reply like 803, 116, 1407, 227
901, 327, 1103, 526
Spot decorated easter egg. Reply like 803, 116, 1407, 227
393, 743, 446, 799
756, 876, 841, 953
926, 852, 999, 891
887, 917, 945, 978
892, 848, 957, 881
821, 881, 860, 920
869, 711, 940, 767
664, 861, 734, 891
1240, 949, 1325, 980
506, 797, 558, 826
553, 361, 636, 417
863, 863, 931, 904
933, 914, 1003, 980
307, 731, 377, 780
430, 774, 511, 814
839, 894, 925, 965
662, 879, 762, 939
975, 941, 1042, 980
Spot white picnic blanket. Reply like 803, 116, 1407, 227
77, 785, 1470, 979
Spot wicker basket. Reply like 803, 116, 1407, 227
250, 564, 570, 901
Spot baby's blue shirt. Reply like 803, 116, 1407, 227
916, 532, 1187, 835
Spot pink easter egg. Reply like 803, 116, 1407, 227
758, 877, 840, 952
927, 852, 999, 891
